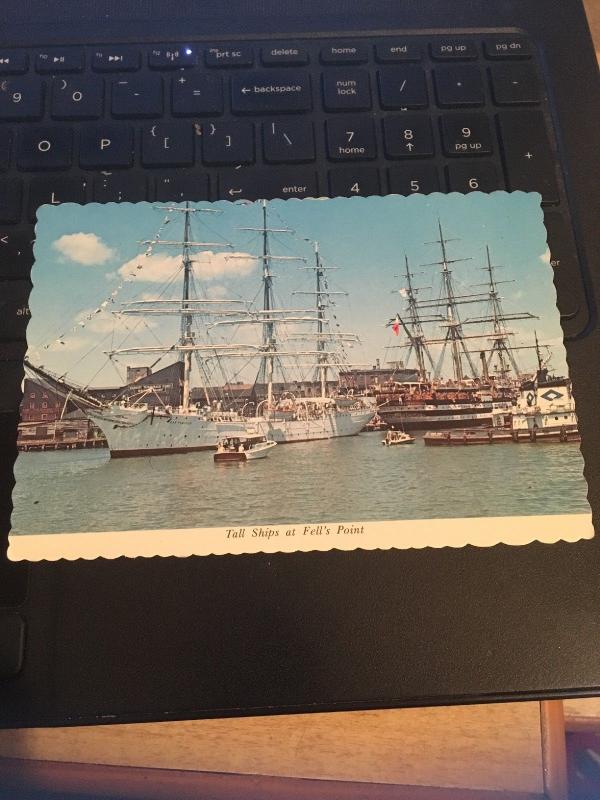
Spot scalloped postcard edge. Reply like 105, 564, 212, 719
9, 191, 593, 561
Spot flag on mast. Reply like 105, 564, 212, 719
392, 314, 401, 336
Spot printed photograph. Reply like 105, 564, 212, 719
9, 193, 591, 559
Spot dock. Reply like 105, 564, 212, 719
424, 427, 581, 446
18, 439, 108, 453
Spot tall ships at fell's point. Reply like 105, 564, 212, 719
21, 201, 579, 457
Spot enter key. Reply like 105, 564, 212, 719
544, 211, 591, 339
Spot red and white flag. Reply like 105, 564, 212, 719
392, 315, 401, 336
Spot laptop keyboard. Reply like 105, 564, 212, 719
0, 31, 590, 378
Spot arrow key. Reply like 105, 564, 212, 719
383, 115, 434, 158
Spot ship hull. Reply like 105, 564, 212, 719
87, 408, 249, 458
379, 404, 493, 431
253, 408, 374, 443
88, 404, 375, 456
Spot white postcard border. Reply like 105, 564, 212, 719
8, 513, 593, 561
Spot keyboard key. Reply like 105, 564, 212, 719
446, 163, 502, 192
141, 122, 194, 166
434, 66, 484, 107
92, 48, 140, 72
202, 121, 254, 165
329, 167, 380, 197
111, 76, 163, 118
490, 63, 541, 105
219, 168, 317, 200
483, 37, 533, 59
205, 46, 253, 67
320, 44, 368, 64
261, 46, 308, 66
154, 172, 209, 201
388, 164, 441, 194
35, 48, 84, 74
326, 117, 376, 160
375, 42, 421, 63
378, 66, 428, 109
497, 111, 559, 203
0, 179, 23, 223
430, 41, 478, 60
28, 176, 86, 220
544, 211, 589, 337
0, 52, 29, 75
0, 130, 12, 170
263, 120, 315, 163
322, 69, 371, 111
441, 114, 493, 156
80, 124, 133, 168
231, 71, 311, 114
51, 76, 104, 120
0, 79, 44, 121
171, 74, 223, 116
383, 116, 434, 159
148, 46, 197, 70
93, 173, 147, 202
0, 228, 34, 278
0, 281, 30, 339
16, 128, 72, 170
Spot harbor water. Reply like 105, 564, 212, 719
11, 432, 589, 535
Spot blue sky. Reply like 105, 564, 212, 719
27, 192, 566, 388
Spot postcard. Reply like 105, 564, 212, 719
9, 192, 592, 561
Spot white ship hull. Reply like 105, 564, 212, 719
252, 407, 374, 443
88, 403, 375, 456
87, 407, 250, 458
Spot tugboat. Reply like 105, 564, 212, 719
214, 436, 277, 463
424, 340, 580, 446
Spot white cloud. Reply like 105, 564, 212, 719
52, 233, 116, 266
117, 251, 257, 283
539, 248, 551, 264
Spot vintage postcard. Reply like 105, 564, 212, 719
9, 192, 592, 560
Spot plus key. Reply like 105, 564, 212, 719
497, 110, 559, 203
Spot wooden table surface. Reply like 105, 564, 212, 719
1, 4, 598, 799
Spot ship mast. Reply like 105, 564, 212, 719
180, 204, 193, 412
462, 245, 538, 381
107, 204, 236, 409
315, 241, 327, 398
386, 254, 434, 381
424, 220, 478, 382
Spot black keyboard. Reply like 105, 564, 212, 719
0, 31, 590, 394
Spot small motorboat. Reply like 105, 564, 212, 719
382, 430, 415, 446
244, 440, 278, 460
214, 436, 277, 463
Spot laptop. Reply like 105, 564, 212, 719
1, 0, 599, 728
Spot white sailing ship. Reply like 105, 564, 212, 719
29, 201, 374, 457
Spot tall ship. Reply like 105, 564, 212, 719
372, 224, 539, 431
25, 201, 374, 457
